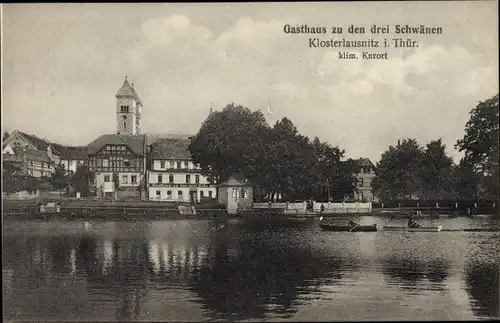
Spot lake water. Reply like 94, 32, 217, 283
3, 216, 499, 321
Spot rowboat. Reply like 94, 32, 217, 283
319, 223, 378, 232
441, 228, 500, 232
382, 225, 443, 232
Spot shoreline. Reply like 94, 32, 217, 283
2, 211, 496, 222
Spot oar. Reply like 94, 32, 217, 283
349, 224, 360, 232
409, 222, 419, 228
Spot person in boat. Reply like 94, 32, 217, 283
348, 220, 359, 228
408, 215, 421, 228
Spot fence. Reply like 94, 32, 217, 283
252, 202, 308, 215
313, 202, 372, 213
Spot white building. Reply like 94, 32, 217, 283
148, 138, 216, 202
51, 144, 87, 174
354, 158, 377, 202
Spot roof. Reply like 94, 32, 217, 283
12, 170, 30, 177
87, 134, 146, 156
58, 146, 88, 160
217, 174, 252, 187
12, 147, 54, 163
150, 138, 192, 160
14, 131, 59, 153
146, 133, 194, 146
116, 78, 141, 104
356, 158, 375, 167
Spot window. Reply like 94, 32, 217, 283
232, 188, 238, 198
131, 175, 137, 184
104, 175, 110, 182
186, 175, 190, 183
158, 174, 163, 183
167, 190, 172, 198
195, 175, 200, 183
184, 161, 189, 169
241, 188, 246, 198
359, 178, 364, 187
160, 161, 165, 168
177, 161, 182, 169
41, 162, 45, 168
106, 146, 111, 150
123, 123, 126, 129
169, 161, 174, 168
124, 159, 130, 167
169, 174, 174, 183
200, 191, 204, 198
156, 190, 161, 198
122, 175, 128, 184
103, 159, 109, 167
209, 191, 213, 198
123, 116, 127, 120
178, 191, 183, 200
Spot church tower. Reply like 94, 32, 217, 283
116, 76, 142, 135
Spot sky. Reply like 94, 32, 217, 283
2, 2, 498, 163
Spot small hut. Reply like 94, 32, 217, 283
217, 174, 253, 215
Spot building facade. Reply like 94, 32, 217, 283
3, 130, 60, 166
217, 175, 253, 214
4, 147, 55, 178
86, 134, 147, 198
51, 144, 87, 174
148, 138, 216, 202
354, 158, 376, 202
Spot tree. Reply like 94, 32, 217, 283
3, 131, 11, 142
451, 160, 482, 200
72, 164, 95, 197
189, 103, 270, 185
417, 139, 454, 200
113, 173, 120, 191
308, 137, 357, 201
335, 158, 359, 201
50, 164, 70, 194
189, 103, 357, 202
3, 162, 22, 193
455, 93, 499, 199
372, 138, 424, 200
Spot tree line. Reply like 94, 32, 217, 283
188, 103, 360, 202
373, 93, 498, 202
189, 93, 498, 203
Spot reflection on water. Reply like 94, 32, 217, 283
3, 217, 499, 321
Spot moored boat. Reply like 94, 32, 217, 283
319, 223, 378, 232
382, 225, 443, 232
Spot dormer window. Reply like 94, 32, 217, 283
120, 105, 130, 113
